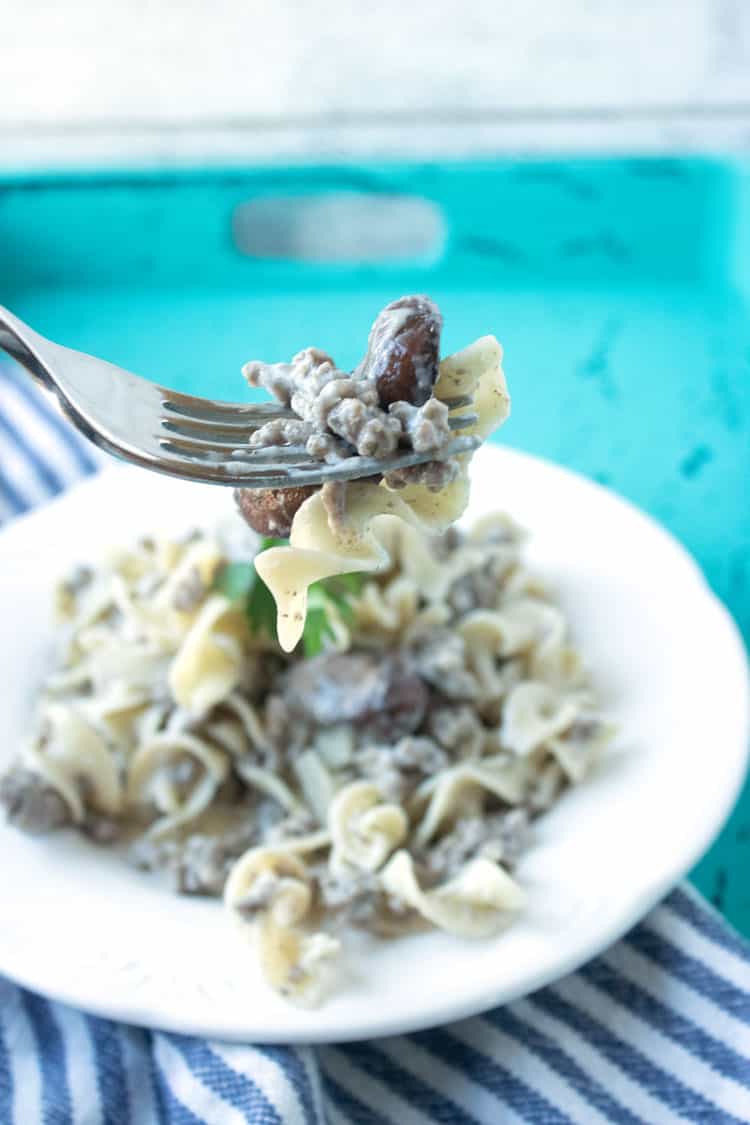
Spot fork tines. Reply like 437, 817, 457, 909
160, 393, 473, 429
224, 434, 481, 488
158, 392, 478, 486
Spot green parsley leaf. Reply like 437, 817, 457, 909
213, 561, 255, 603
317, 572, 364, 628
302, 605, 333, 657
245, 574, 277, 641
213, 537, 363, 654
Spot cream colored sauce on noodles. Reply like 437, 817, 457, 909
257, 335, 509, 652
0, 499, 614, 1006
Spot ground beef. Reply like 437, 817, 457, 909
131, 823, 257, 896
446, 551, 515, 614
424, 808, 530, 880
306, 432, 352, 463
434, 526, 464, 558
237, 297, 462, 538
388, 398, 452, 454
247, 417, 313, 449
326, 393, 402, 458
565, 717, 603, 742
284, 651, 428, 738
0, 768, 71, 834
242, 299, 453, 466
426, 704, 485, 758
130, 836, 174, 873
234, 652, 285, 704
316, 867, 408, 931
384, 458, 458, 492
262, 809, 318, 845
527, 760, 567, 813
354, 747, 406, 802
410, 631, 480, 700
244, 347, 337, 407
356, 735, 447, 802
254, 797, 285, 838
261, 693, 310, 757
82, 811, 121, 844
175, 835, 246, 896
246, 348, 403, 460
391, 735, 447, 775
263, 695, 291, 746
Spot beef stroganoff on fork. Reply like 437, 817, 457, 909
233, 295, 509, 650
0, 297, 614, 1004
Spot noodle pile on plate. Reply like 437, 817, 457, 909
0, 513, 613, 1005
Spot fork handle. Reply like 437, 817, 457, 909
0, 305, 114, 456
0, 306, 57, 391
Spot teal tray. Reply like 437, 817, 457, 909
1, 158, 749, 932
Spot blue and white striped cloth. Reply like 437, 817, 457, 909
2, 357, 750, 1125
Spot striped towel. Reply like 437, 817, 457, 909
2, 358, 750, 1125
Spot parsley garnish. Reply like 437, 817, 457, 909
214, 539, 364, 655
212, 561, 255, 603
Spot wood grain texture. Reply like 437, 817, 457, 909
3, 0, 750, 167
3, 0, 750, 124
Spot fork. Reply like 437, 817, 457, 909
0, 305, 478, 489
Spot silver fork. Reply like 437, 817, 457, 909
0, 305, 478, 489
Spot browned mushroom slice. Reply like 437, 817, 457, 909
360, 295, 443, 408
234, 485, 318, 539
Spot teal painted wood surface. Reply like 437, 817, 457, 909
1, 158, 749, 930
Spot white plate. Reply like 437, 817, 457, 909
0, 446, 747, 1043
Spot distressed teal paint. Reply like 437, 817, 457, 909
1, 159, 749, 930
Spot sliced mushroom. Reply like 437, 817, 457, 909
234, 485, 317, 539
360, 295, 443, 407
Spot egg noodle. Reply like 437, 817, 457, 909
1, 507, 613, 1004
